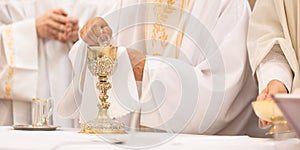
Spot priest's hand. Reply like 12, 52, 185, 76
256, 79, 288, 126
80, 17, 112, 46
64, 17, 79, 43
36, 9, 69, 43
127, 49, 146, 81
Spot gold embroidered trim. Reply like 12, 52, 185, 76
151, 0, 176, 49
147, 0, 190, 58
4, 26, 14, 99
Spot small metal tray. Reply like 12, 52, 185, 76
13, 125, 58, 131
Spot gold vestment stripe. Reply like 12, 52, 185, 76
4, 26, 15, 99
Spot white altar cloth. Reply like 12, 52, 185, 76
0, 126, 299, 150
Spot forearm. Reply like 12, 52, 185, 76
127, 48, 146, 81
256, 45, 293, 93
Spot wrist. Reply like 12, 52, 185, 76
133, 60, 145, 81
268, 79, 288, 93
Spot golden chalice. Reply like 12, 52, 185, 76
252, 100, 292, 135
80, 33, 125, 134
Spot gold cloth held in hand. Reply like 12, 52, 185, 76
252, 100, 292, 135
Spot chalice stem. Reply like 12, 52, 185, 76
97, 75, 111, 119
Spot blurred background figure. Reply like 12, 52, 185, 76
0, 0, 79, 127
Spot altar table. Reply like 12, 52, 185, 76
0, 126, 299, 150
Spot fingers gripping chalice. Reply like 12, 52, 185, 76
80, 29, 126, 134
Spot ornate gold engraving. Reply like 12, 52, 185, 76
146, 0, 191, 58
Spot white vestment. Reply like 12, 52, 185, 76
59, 0, 260, 135
0, 0, 79, 127
248, 0, 300, 93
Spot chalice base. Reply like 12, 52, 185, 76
266, 116, 292, 135
81, 119, 126, 134
80, 110, 126, 134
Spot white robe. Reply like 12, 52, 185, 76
0, 0, 78, 127
247, 0, 300, 93
59, 0, 260, 135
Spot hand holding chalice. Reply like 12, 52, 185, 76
80, 29, 125, 134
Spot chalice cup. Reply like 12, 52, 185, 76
80, 34, 125, 134
252, 100, 292, 135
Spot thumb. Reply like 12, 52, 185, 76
256, 88, 268, 101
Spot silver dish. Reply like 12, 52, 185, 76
13, 125, 58, 131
